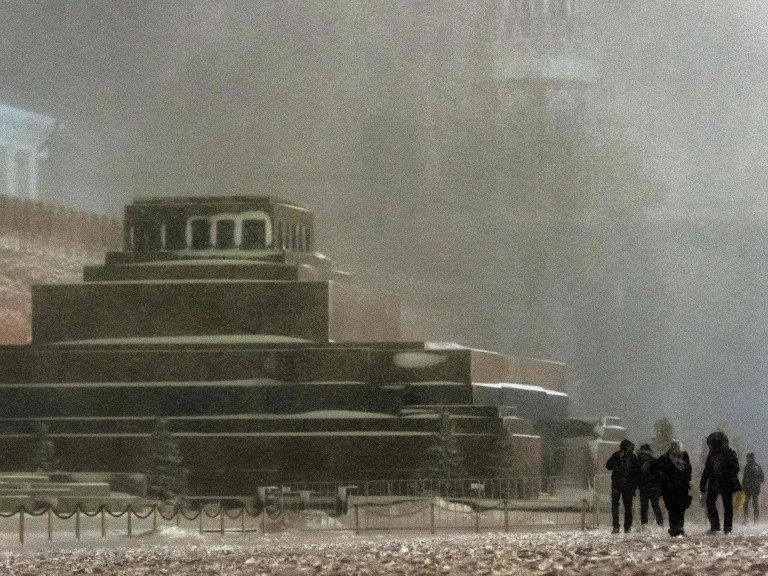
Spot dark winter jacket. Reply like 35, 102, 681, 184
650, 450, 692, 510
699, 431, 741, 494
606, 439, 640, 492
742, 460, 765, 495
637, 446, 660, 492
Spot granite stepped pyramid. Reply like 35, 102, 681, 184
0, 196, 569, 494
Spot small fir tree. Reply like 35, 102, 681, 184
651, 417, 675, 455
28, 421, 55, 472
146, 419, 188, 502
488, 423, 520, 478
427, 410, 466, 479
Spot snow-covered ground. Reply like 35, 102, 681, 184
4, 523, 768, 575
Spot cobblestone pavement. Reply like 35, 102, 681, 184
3, 525, 768, 575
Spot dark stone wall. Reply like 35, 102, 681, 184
0, 431, 509, 492
0, 344, 566, 416
0, 346, 402, 384
0, 345, 485, 386
369, 348, 472, 384
0, 414, 499, 436
31, 281, 332, 343
83, 262, 301, 282
0, 380, 475, 419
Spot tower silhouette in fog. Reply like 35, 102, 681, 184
472, 0, 598, 356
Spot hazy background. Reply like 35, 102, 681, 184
2, 0, 768, 456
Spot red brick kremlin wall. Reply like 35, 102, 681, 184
0, 196, 121, 344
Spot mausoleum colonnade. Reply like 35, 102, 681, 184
130, 210, 312, 254
0, 103, 56, 201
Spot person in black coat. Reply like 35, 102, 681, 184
649, 439, 692, 536
699, 431, 740, 534
606, 438, 640, 533
742, 452, 764, 523
637, 443, 664, 528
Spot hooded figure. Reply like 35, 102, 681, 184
700, 431, 740, 534
650, 440, 692, 536
742, 452, 764, 523
606, 439, 640, 533
637, 443, 664, 528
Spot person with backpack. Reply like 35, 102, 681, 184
742, 452, 764, 523
637, 443, 664, 528
700, 431, 741, 534
606, 439, 640, 533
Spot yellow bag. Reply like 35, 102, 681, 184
734, 490, 746, 513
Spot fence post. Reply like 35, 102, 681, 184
48, 507, 53, 541
199, 510, 203, 534
261, 506, 266, 534
101, 507, 106, 538
504, 499, 509, 533
127, 507, 133, 538
475, 506, 480, 533
76, 508, 81, 541
241, 508, 246, 533
430, 503, 435, 535
175, 505, 180, 528
220, 507, 225, 536
152, 506, 158, 533
581, 499, 588, 531
354, 504, 360, 535
592, 477, 600, 528
19, 508, 24, 545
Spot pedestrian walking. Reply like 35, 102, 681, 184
742, 452, 764, 523
700, 431, 740, 534
650, 439, 692, 536
637, 443, 664, 529
606, 439, 640, 533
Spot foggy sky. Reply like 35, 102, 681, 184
2, 0, 768, 458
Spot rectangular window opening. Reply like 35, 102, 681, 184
135, 222, 162, 252
215, 219, 236, 249
165, 219, 187, 250
190, 219, 211, 250
241, 219, 267, 249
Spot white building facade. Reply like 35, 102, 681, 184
0, 102, 56, 200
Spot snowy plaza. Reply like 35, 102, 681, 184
3, 525, 768, 576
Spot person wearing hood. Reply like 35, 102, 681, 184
700, 431, 741, 534
606, 439, 640, 533
742, 452, 764, 523
650, 440, 692, 536
637, 443, 664, 528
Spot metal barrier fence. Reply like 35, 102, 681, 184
0, 476, 597, 543
0, 504, 264, 544
265, 476, 577, 514
349, 498, 592, 534
0, 499, 594, 544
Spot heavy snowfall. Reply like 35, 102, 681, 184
3, 525, 768, 575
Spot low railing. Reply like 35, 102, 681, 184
0, 476, 598, 543
0, 503, 261, 544
0, 498, 595, 544
264, 476, 576, 513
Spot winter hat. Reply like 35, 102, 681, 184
706, 431, 728, 451
619, 439, 634, 451
639, 443, 652, 452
